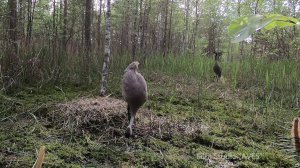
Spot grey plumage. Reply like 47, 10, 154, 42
122, 61, 147, 138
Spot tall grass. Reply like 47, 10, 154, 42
7, 49, 300, 108
138, 55, 300, 108
132, 54, 300, 135
143, 55, 213, 80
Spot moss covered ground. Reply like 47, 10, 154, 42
0, 73, 299, 167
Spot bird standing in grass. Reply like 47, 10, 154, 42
122, 61, 147, 138
213, 51, 222, 81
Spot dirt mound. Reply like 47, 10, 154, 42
55, 96, 208, 139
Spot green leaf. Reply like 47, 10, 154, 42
228, 14, 299, 43
264, 14, 298, 30
228, 15, 272, 43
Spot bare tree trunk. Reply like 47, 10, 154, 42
137, 0, 144, 55
120, 0, 130, 56
131, 0, 139, 60
207, 21, 216, 56
85, 0, 92, 83
8, 0, 18, 60
85, 0, 92, 53
183, 0, 190, 54
237, 0, 243, 57
192, 0, 199, 56
100, 0, 111, 96
168, 0, 173, 55
141, 0, 151, 63
26, 0, 32, 45
19, 0, 25, 44
162, 0, 169, 57
62, 0, 68, 50
26, 0, 36, 45
4, 0, 19, 88
155, 14, 161, 54
68, 10, 76, 50
125, 0, 131, 54
291, 0, 298, 58
81, 7, 84, 50
52, 0, 57, 63
251, 0, 260, 57
8, 0, 18, 57
97, 0, 103, 51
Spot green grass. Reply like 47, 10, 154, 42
1, 54, 300, 167
136, 55, 300, 107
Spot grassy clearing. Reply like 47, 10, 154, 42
1, 54, 300, 167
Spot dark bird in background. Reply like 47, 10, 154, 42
122, 61, 147, 138
213, 51, 222, 81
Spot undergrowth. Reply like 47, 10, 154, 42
1, 54, 300, 167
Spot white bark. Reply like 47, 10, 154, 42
100, 0, 111, 96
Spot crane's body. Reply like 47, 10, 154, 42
122, 61, 147, 138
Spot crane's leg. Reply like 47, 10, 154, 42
125, 108, 137, 138
214, 75, 218, 82
127, 104, 131, 122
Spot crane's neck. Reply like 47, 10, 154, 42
214, 51, 222, 62
214, 54, 218, 62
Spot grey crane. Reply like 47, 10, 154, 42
122, 61, 147, 138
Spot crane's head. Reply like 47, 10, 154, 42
213, 51, 222, 61
126, 61, 140, 71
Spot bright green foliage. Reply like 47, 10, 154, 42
228, 14, 299, 43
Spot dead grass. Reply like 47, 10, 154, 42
54, 96, 208, 139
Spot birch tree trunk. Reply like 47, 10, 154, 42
100, 0, 111, 96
